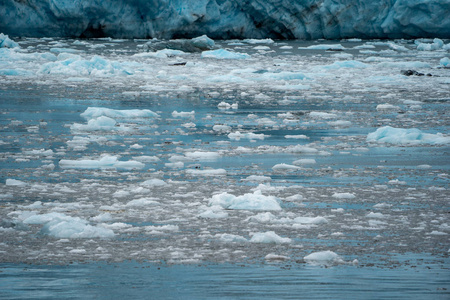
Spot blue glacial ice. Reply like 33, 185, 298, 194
1, 0, 450, 39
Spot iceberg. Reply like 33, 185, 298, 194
0, 33, 19, 48
1, 1, 449, 39
367, 126, 450, 145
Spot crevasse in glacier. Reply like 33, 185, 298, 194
1, 0, 449, 39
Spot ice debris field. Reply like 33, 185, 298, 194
0, 33, 449, 283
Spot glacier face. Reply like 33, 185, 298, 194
1, 0, 450, 39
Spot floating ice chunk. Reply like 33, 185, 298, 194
328, 120, 352, 127
304, 251, 345, 266
293, 216, 328, 224
243, 38, 274, 44
199, 206, 229, 219
286, 145, 327, 155
242, 175, 272, 182
209, 190, 281, 211
201, 49, 250, 59
217, 102, 238, 109
0, 33, 19, 48
213, 124, 232, 132
186, 169, 227, 176
376, 104, 401, 111
293, 159, 316, 165
440, 57, 450, 67
132, 156, 160, 162
367, 126, 450, 145
285, 135, 309, 139
272, 163, 301, 171
228, 131, 267, 141
367, 212, 385, 218
81, 107, 159, 119
323, 60, 368, 69
165, 162, 184, 168
71, 116, 117, 131
387, 42, 409, 52
417, 164, 432, 169
91, 213, 113, 222
60, 155, 145, 170
332, 192, 356, 199
141, 179, 167, 187
39, 55, 132, 76
300, 44, 345, 50
265, 254, 290, 261
247, 212, 277, 223
309, 112, 337, 119
191, 35, 215, 50
215, 233, 247, 243
182, 122, 196, 128
172, 110, 195, 118
388, 179, 406, 185
126, 197, 159, 207
5, 179, 26, 186
23, 149, 54, 156
250, 231, 291, 244
416, 38, 444, 51
23, 212, 114, 238
258, 71, 306, 81
130, 144, 143, 149
185, 151, 220, 161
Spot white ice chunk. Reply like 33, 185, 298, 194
71, 116, 117, 131
141, 179, 167, 187
272, 163, 301, 171
186, 169, 227, 176
228, 131, 267, 141
242, 175, 272, 182
59, 155, 145, 170
172, 111, 195, 118
304, 251, 346, 266
0, 33, 19, 48
249, 231, 291, 244
416, 38, 444, 51
5, 179, 27, 186
81, 107, 159, 119
23, 212, 114, 238
201, 49, 250, 59
376, 104, 401, 111
265, 254, 290, 261
293, 159, 316, 165
285, 135, 309, 139
191, 35, 215, 50
209, 190, 281, 211
213, 124, 232, 132
309, 112, 337, 119
185, 151, 221, 161
293, 216, 328, 224
367, 126, 450, 145
332, 192, 356, 199
215, 233, 247, 243
300, 44, 345, 50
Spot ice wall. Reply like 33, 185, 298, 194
1, 0, 449, 39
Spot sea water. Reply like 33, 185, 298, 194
0, 37, 449, 298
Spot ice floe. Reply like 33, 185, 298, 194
209, 191, 281, 211
367, 126, 450, 145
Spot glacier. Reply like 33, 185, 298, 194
1, 0, 450, 39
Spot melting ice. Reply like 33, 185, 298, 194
0, 34, 449, 272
